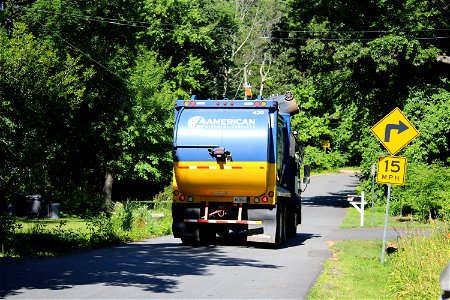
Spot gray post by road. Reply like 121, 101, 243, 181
371, 164, 376, 226
381, 184, 391, 264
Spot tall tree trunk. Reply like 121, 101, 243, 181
259, 58, 266, 96
103, 170, 113, 207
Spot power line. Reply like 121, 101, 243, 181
35, 20, 130, 94
27, 7, 450, 41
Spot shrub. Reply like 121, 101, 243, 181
304, 146, 348, 172
391, 162, 450, 221
0, 214, 22, 255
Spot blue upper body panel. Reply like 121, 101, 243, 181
173, 101, 278, 163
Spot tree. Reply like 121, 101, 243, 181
0, 23, 93, 202
280, 0, 449, 167
219, 0, 285, 98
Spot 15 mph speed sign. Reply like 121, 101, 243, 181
376, 156, 406, 185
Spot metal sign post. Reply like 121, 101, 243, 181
371, 164, 376, 226
381, 184, 391, 264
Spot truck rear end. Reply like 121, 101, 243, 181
172, 94, 307, 245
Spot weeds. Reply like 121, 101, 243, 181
0, 192, 172, 257
389, 224, 450, 299
310, 224, 450, 299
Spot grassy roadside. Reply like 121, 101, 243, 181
340, 207, 435, 229
308, 210, 450, 299
1, 199, 172, 257
308, 240, 393, 299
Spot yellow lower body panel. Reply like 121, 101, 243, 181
173, 161, 276, 203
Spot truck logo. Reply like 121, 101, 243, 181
188, 116, 207, 129
187, 116, 256, 130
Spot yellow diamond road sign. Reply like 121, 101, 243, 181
376, 156, 407, 185
371, 107, 419, 155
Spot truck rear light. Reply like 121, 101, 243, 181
254, 101, 260, 107
262, 196, 268, 202
179, 195, 185, 201
261, 101, 267, 107
268, 191, 274, 197
190, 101, 196, 106
254, 197, 260, 203
173, 190, 180, 196
187, 196, 193, 202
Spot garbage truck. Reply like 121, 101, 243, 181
172, 92, 310, 245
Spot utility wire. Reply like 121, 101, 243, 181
27, 7, 450, 41
35, 20, 129, 93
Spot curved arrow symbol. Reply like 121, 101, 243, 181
384, 121, 409, 142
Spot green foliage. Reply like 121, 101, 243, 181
86, 212, 123, 246
304, 146, 348, 172
1, 190, 172, 257
0, 23, 93, 187
1, 0, 449, 218
151, 185, 173, 211
403, 83, 450, 164
112, 50, 175, 183
391, 162, 450, 221
0, 214, 22, 255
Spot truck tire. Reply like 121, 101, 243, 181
275, 202, 287, 245
286, 205, 297, 238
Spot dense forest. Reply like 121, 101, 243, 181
1, 0, 449, 217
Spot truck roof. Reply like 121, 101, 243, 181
175, 92, 299, 115
174, 99, 278, 109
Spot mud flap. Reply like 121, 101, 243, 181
246, 206, 277, 243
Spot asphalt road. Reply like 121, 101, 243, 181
1, 172, 392, 299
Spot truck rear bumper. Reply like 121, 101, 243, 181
172, 203, 277, 243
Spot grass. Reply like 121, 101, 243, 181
340, 207, 435, 229
16, 217, 88, 232
1, 199, 172, 257
309, 214, 450, 299
308, 240, 393, 300
389, 226, 450, 299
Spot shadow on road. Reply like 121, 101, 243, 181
301, 173, 360, 209
0, 240, 280, 298
0, 230, 321, 298
302, 187, 357, 209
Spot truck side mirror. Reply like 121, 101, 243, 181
303, 165, 311, 184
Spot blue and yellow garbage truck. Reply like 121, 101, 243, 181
172, 92, 310, 245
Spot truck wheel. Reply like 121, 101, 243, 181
281, 203, 287, 243
275, 202, 287, 245
287, 204, 297, 237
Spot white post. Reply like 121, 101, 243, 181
347, 192, 366, 227
360, 191, 365, 227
